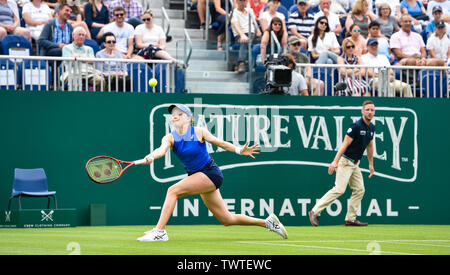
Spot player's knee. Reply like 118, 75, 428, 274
167, 185, 182, 198
333, 186, 346, 196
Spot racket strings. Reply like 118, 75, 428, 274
87, 158, 122, 183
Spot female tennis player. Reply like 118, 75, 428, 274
137, 104, 288, 241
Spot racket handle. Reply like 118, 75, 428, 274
133, 159, 147, 165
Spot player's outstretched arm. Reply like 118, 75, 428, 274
200, 127, 260, 158
143, 134, 173, 165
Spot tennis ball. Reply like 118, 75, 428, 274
149, 78, 158, 87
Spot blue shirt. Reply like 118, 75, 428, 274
343, 118, 375, 161
53, 18, 71, 45
172, 126, 211, 173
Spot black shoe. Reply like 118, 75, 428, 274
345, 220, 368, 226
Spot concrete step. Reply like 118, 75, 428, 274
186, 81, 250, 94
187, 59, 228, 71
186, 70, 248, 82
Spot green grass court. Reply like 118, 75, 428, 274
1, 225, 450, 255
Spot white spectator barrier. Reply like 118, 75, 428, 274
294, 63, 449, 98
0, 55, 177, 93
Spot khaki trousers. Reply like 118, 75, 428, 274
371, 78, 413, 97
312, 157, 365, 222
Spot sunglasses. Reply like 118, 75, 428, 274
105, 40, 116, 44
319, 21, 328, 25
353, 28, 361, 32
291, 42, 301, 47
346, 45, 355, 49
142, 17, 152, 22
114, 13, 124, 17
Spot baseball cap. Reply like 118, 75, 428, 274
432, 5, 443, 13
168, 104, 191, 118
289, 36, 301, 45
297, 0, 308, 4
367, 37, 378, 46
436, 20, 446, 28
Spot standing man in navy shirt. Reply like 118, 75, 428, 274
309, 100, 375, 227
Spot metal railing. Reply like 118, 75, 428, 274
0, 55, 177, 93
290, 63, 449, 98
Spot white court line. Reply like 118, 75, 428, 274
238, 241, 424, 255
380, 240, 450, 248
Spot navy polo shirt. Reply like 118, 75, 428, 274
343, 118, 375, 161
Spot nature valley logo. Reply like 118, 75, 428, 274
149, 103, 417, 183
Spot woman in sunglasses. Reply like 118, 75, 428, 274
308, 16, 340, 64
134, 9, 176, 62
346, 24, 367, 56
95, 32, 131, 91
336, 37, 370, 96
260, 16, 287, 64
345, 0, 373, 39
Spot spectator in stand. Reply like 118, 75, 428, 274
400, 0, 429, 31
134, 9, 177, 62
248, 0, 266, 21
108, 0, 143, 28
287, 36, 324, 96
212, 0, 232, 51
426, 20, 450, 65
329, 0, 352, 16
38, 3, 73, 56
345, 0, 373, 38
337, 37, 370, 96
56, 0, 91, 39
231, 0, 261, 72
260, 16, 287, 64
84, 0, 110, 40
308, 15, 340, 64
285, 53, 309, 96
313, 0, 343, 38
374, 3, 399, 38
366, 20, 392, 62
43, 0, 58, 10
102, 6, 134, 59
346, 23, 367, 56
22, 0, 53, 41
361, 37, 413, 97
95, 32, 131, 91
426, 5, 450, 39
259, 0, 286, 33
196, 0, 206, 29
0, 0, 31, 40
288, 0, 315, 51
374, 0, 401, 22
427, 0, 450, 23
61, 26, 104, 89
391, 14, 444, 67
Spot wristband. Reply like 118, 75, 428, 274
146, 156, 155, 163
234, 146, 242, 155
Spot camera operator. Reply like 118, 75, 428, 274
285, 53, 309, 96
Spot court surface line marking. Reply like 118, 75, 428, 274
238, 241, 424, 255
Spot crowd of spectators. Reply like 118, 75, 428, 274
196, 0, 449, 96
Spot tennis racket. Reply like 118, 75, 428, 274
85, 155, 147, 184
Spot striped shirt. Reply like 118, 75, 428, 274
288, 11, 315, 38
0, 2, 14, 25
52, 18, 71, 45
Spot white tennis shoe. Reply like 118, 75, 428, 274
137, 228, 169, 242
265, 213, 288, 239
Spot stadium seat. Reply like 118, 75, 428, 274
19, 60, 52, 91
126, 63, 154, 92
84, 38, 100, 55
0, 59, 17, 90
0, 35, 32, 57
420, 69, 448, 98
313, 67, 339, 96
154, 63, 185, 93
8, 168, 57, 210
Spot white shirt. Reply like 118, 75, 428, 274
231, 8, 258, 37
22, 2, 52, 31
103, 22, 135, 54
426, 33, 450, 60
427, 0, 450, 19
259, 10, 285, 26
134, 24, 165, 46
307, 32, 340, 54
361, 52, 390, 74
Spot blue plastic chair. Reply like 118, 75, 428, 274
8, 168, 57, 210
420, 70, 448, 98
84, 38, 100, 55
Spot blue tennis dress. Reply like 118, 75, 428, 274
171, 126, 223, 189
